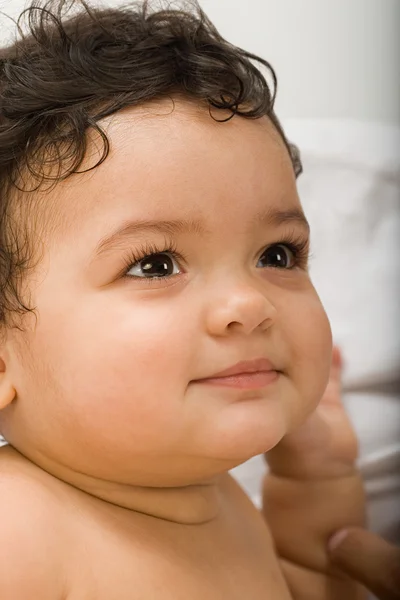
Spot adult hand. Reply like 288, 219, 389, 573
328, 527, 400, 600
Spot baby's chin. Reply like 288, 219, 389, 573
194, 396, 291, 465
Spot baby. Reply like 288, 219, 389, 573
0, 1, 365, 598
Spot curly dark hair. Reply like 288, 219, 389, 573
0, 0, 302, 337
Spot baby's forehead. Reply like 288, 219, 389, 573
104, 98, 284, 149
40, 101, 295, 243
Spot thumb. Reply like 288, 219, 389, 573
328, 527, 400, 600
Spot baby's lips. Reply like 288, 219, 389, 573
198, 357, 277, 380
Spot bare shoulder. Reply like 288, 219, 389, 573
0, 445, 68, 600
223, 471, 271, 529
0, 444, 65, 518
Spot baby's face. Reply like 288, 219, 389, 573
3, 100, 331, 486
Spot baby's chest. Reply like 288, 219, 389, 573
65, 508, 292, 600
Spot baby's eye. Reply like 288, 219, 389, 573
127, 252, 181, 279
257, 244, 296, 269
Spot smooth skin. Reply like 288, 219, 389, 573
264, 346, 366, 599
329, 528, 400, 600
0, 99, 363, 599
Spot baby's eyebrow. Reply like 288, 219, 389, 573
93, 218, 207, 260
93, 208, 309, 260
254, 207, 310, 233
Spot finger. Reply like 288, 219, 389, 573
280, 558, 366, 600
328, 528, 400, 600
318, 345, 343, 407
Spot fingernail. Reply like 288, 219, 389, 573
328, 529, 349, 551
332, 345, 343, 369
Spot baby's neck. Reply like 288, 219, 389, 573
76, 476, 224, 524
13, 446, 225, 525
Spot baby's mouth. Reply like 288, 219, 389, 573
192, 358, 279, 390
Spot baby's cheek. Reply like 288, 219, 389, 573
288, 295, 332, 412
305, 304, 332, 398
117, 313, 194, 381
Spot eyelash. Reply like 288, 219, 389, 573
271, 231, 311, 270
119, 239, 184, 280
119, 231, 310, 280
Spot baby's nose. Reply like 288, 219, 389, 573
204, 283, 277, 337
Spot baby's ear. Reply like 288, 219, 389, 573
0, 356, 16, 409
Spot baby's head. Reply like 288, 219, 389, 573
0, 0, 331, 487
